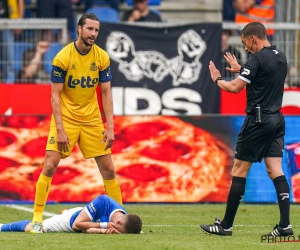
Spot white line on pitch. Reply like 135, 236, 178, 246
5, 204, 57, 217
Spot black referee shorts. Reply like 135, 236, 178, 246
235, 111, 285, 163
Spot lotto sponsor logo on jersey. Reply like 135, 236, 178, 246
67, 76, 99, 88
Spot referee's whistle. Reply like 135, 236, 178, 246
255, 104, 262, 123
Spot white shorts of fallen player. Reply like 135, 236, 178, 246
43, 207, 83, 233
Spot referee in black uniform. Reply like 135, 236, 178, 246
200, 22, 293, 237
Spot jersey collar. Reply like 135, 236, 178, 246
74, 40, 92, 55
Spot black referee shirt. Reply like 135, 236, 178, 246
238, 46, 287, 114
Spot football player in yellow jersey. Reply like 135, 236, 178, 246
30, 13, 123, 233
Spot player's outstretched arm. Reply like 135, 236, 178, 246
82, 228, 120, 234
72, 209, 117, 231
72, 209, 102, 231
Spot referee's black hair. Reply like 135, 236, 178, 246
77, 13, 100, 27
241, 22, 267, 40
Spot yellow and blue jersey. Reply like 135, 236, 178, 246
51, 41, 112, 123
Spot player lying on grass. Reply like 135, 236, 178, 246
0, 195, 142, 234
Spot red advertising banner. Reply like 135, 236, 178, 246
220, 89, 246, 114
0, 85, 104, 116
221, 88, 300, 114
1, 85, 300, 115
0, 85, 52, 115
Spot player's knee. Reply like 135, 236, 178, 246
42, 152, 60, 176
266, 166, 284, 180
266, 169, 272, 178
231, 162, 248, 177
100, 167, 115, 179
269, 171, 284, 181
42, 161, 58, 176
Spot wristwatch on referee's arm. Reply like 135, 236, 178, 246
214, 76, 223, 84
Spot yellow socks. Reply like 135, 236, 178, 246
103, 178, 123, 205
32, 174, 53, 223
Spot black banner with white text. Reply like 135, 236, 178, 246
96, 22, 222, 115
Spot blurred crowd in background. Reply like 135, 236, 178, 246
0, 0, 299, 86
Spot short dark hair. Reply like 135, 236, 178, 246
77, 13, 100, 27
125, 214, 142, 234
241, 22, 267, 39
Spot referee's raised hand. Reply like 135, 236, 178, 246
224, 52, 241, 73
209, 61, 221, 83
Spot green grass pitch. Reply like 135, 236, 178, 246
0, 203, 300, 250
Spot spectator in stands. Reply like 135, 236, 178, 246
36, 0, 76, 42
122, 0, 162, 22
223, 0, 235, 22
0, 0, 25, 83
81, 0, 124, 12
221, 29, 242, 79
233, 0, 275, 36
16, 41, 50, 83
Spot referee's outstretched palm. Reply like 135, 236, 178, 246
224, 52, 241, 74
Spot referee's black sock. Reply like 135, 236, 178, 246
273, 175, 290, 228
221, 176, 246, 229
